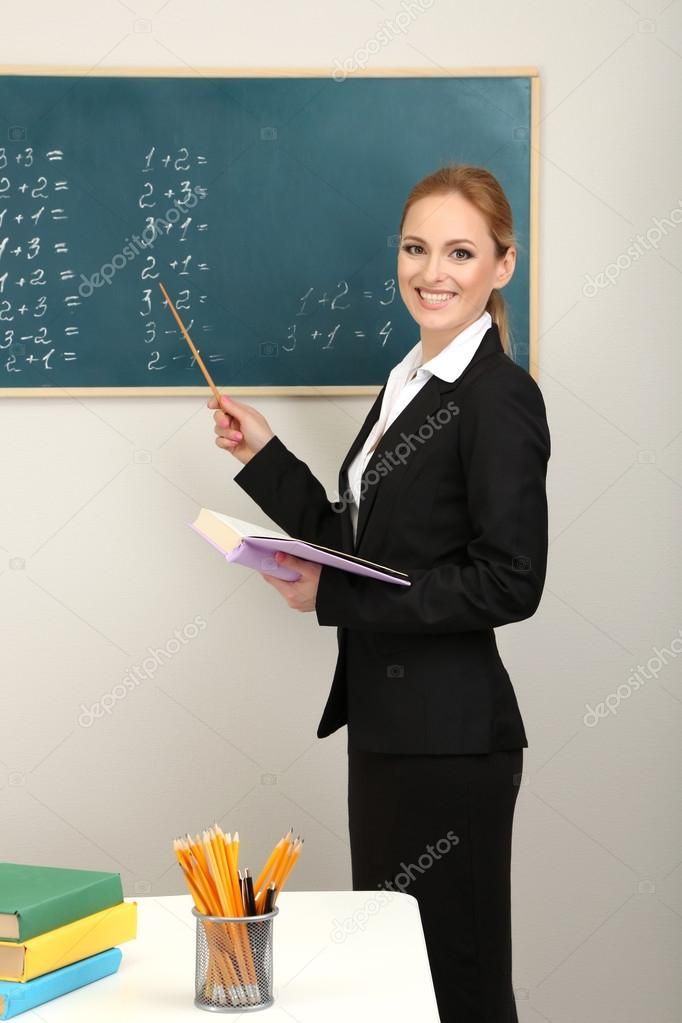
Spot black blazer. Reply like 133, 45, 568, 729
234, 322, 551, 754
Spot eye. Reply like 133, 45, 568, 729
401, 243, 473, 260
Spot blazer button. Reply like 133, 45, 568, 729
386, 664, 404, 678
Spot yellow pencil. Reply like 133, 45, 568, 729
277, 838, 303, 894
256, 829, 293, 894
273, 846, 302, 906
203, 831, 231, 914
220, 830, 244, 915
213, 829, 257, 994
219, 830, 259, 986
254, 836, 285, 895
204, 831, 254, 993
174, 839, 240, 998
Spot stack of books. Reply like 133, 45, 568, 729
0, 863, 137, 1020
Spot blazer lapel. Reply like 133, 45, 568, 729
339, 385, 386, 479
352, 322, 504, 552
351, 375, 441, 551
333, 386, 384, 553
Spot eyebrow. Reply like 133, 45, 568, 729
402, 235, 477, 247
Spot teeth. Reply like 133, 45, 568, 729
418, 288, 455, 304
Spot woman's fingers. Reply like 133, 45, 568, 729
207, 394, 233, 409
213, 410, 235, 429
208, 394, 245, 434
208, 393, 242, 414
214, 422, 242, 439
207, 392, 271, 466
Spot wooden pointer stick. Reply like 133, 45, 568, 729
158, 281, 224, 410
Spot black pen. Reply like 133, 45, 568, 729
263, 882, 275, 915
244, 869, 257, 915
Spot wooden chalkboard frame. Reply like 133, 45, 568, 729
0, 65, 540, 397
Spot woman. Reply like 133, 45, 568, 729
208, 164, 551, 1022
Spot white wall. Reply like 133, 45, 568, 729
1, 2, 681, 1021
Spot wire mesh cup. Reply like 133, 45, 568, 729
192, 905, 279, 1012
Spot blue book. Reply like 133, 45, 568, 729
0, 947, 122, 1019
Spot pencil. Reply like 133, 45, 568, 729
173, 839, 242, 1001
254, 835, 286, 894
276, 838, 303, 900
255, 828, 293, 893
207, 829, 256, 994
254, 830, 296, 912
197, 829, 244, 987
213, 828, 258, 992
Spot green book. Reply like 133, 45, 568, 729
0, 864, 123, 943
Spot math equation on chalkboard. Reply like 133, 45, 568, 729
0, 145, 69, 374
0, 71, 533, 391
0, 143, 216, 380
0, 144, 401, 390
0, 140, 402, 391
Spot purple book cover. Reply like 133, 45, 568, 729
189, 523, 411, 587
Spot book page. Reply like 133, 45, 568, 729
206, 510, 290, 542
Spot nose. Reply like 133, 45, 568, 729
421, 252, 448, 284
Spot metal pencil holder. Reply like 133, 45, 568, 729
192, 906, 279, 1012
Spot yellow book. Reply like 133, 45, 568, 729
0, 901, 136, 982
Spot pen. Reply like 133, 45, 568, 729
244, 870, 257, 916
263, 883, 276, 915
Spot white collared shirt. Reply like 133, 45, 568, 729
347, 310, 492, 542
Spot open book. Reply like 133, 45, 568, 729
190, 510, 411, 587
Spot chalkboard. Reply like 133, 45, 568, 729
0, 67, 539, 396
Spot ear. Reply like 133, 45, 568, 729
495, 246, 516, 290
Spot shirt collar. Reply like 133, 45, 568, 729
398, 309, 493, 384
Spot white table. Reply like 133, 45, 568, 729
24, 892, 440, 1021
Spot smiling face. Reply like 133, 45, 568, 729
397, 191, 516, 352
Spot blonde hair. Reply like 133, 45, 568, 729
399, 164, 517, 354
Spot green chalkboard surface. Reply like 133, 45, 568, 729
0, 69, 537, 394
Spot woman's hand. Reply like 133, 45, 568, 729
207, 397, 318, 608
261, 552, 321, 613
208, 393, 275, 466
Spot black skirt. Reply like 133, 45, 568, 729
347, 741, 523, 1023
